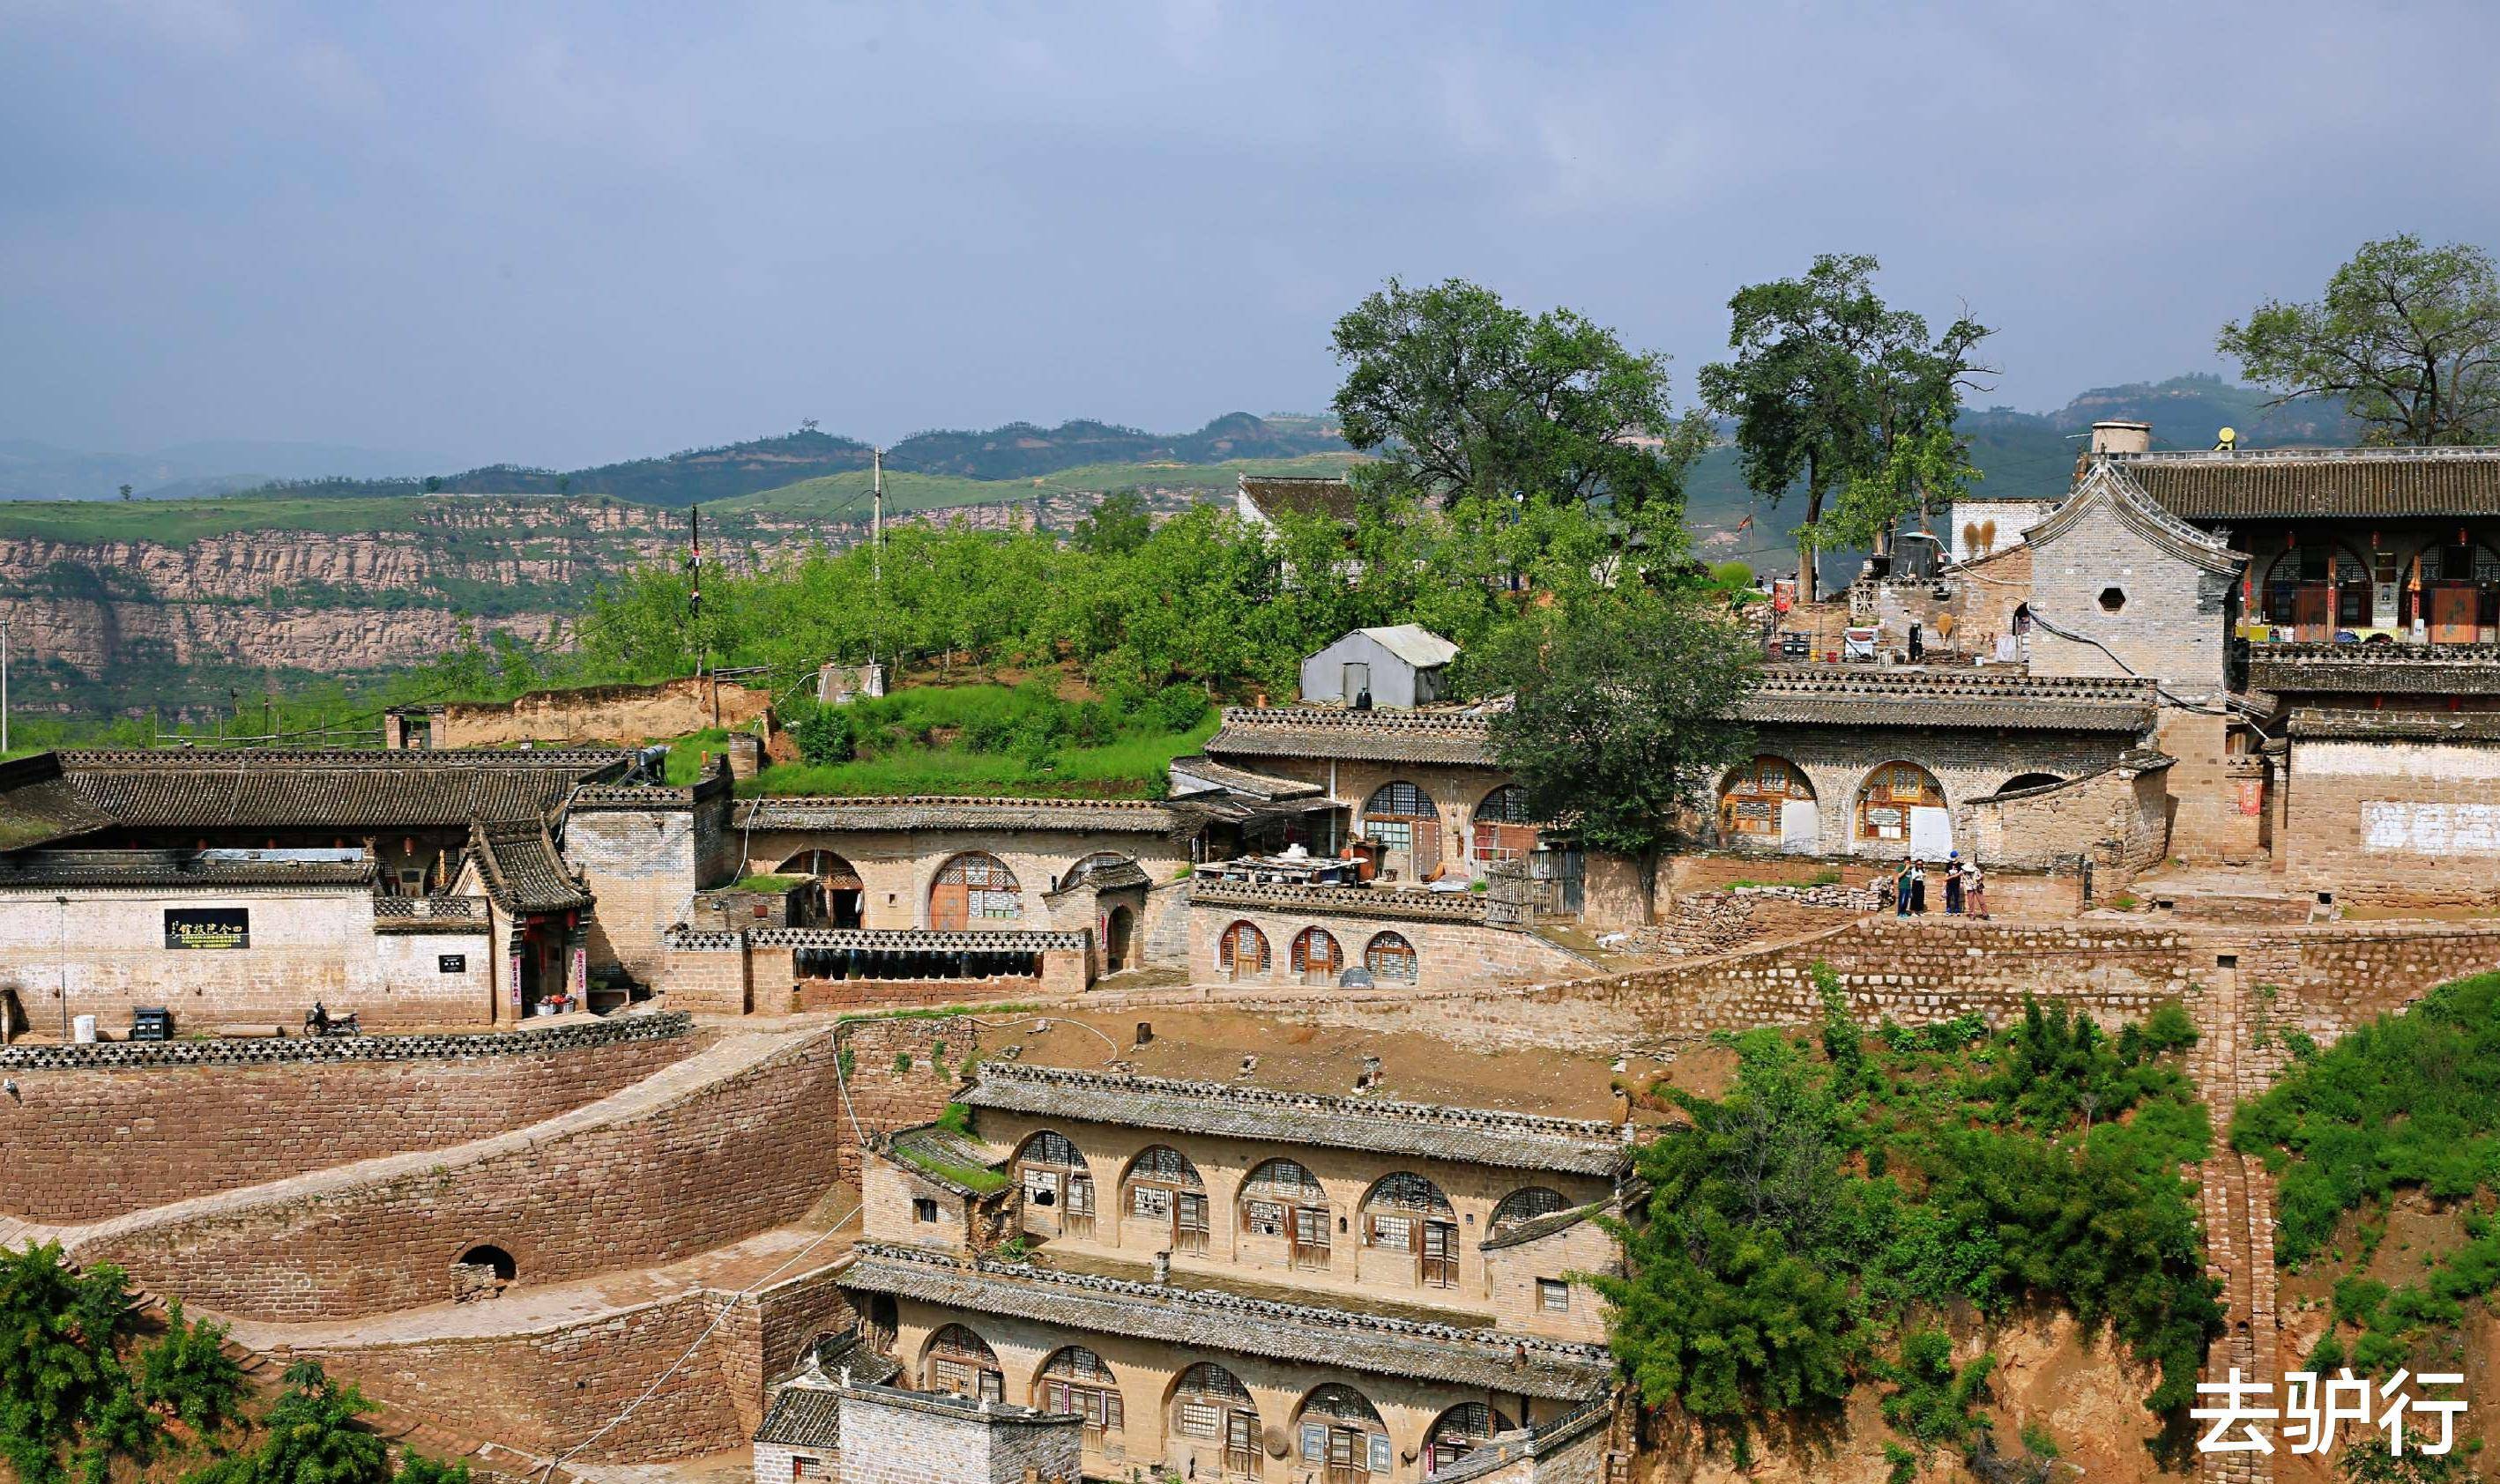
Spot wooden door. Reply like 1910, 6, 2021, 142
1291, 1205, 1331, 1269
1224, 1412, 1259, 1478
1420, 1219, 1458, 1288
1326, 1428, 1365, 1484
1414, 817, 1441, 877
2295, 583, 2333, 641
2432, 583, 2479, 643
929, 880, 969, 931
1175, 1191, 1209, 1254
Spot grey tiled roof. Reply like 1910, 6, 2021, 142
1206, 707, 1502, 766
735, 795, 1200, 836
2120, 447, 2500, 520
886, 1124, 1007, 1197
49, 749, 629, 831
1190, 878, 1492, 924
2286, 708, 2500, 741
0, 848, 376, 890
0, 754, 119, 850
755, 1386, 844, 1450
1737, 668, 2159, 732
2248, 644, 2500, 695
839, 1244, 1616, 1400
960, 1063, 1628, 1176
1165, 755, 1324, 801
469, 821, 593, 914
1239, 476, 1359, 523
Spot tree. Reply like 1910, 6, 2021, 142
0, 1244, 242, 1484
2218, 234, 2500, 446
1477, 590, 1757, 921
117, 485, 133, 502
1331, 278, 1708, 516
1700, 254, 1991, 600
186, 1362, 391, 1484
1069, 489, 1153, 556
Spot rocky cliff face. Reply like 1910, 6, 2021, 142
0, 488, 1190, 722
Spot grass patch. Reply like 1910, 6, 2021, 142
2234, 971, 2500, 1373
729, 874, 807, 894
755, 680, 1215, 798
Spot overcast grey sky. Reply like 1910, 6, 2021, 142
4, 0, 2497, 469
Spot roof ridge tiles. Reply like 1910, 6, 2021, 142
848, 1242, 1614, 1362
975, 1060, 1619, 1141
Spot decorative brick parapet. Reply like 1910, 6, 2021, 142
974, 1061, 1619, 1144
1189, 877, 1494, 924
0, 1009, 691, 1071
664, 927, 1086, 953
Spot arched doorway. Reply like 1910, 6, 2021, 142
1361, 1171, 1457, 1288
1719, 755, 1817, 848
929, 852, 1021, 931
1171, 1363, 1261, 1478
1103, 904, 1135, 972
1121, 1146, 1209, 1253
1218, 920, 1270, 982
778, 850, 864, 929
1361, 781, 1441, 880
921, 1324, 1003, 1403
1856, 761, 1946, 852
1290, 927, 1342, 987
1296, 1384, 1390, 1483
1426, 1402, 1517, 1475
1239, 1158, 1331, 1272
1037, 1347, 1123, 1443
1364, 931, 1417, 985
1011, 1130, 1095, 1240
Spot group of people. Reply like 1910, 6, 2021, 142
1889, 851, 1987, 918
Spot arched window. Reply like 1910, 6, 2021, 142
1362, 1172, 1458, 1288
1038, 1347, 1122, 1436
1427, 1402, 1517, 1474
1298, 1384, 1390, 1480
1364, 931, 1417, 984
1172, 1363, 1261, 1473
1124, 1146, 1209, 1253
1856, 761, 1945, 843
1719, 754, 1817, 846
1218, 920, 1270, 980
930, 852, 1021, 930
1062, 851, 1133, 889
1013, 1130, 1095, 1239
1489, 1186, 1572, 1237
1361, 781, 1442, 879
1290, 927, 1342, 985
1240, 1158, 1331, 1270
923, 1324, 1003, 1404
1471, 785, 1540, 863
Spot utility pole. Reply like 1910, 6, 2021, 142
3, 617, 11, 755
871, 449, 885, 669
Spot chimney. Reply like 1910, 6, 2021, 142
2090, 420, 2153, 456
1151, 1250, 1172, 1285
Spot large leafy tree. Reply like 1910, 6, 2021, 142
2218, 234, 2500, 446
0, 1243, 244, 1484
185, 1362, 465, 1484
1699, 255, 1991, 600
1477, 590, 1757, 920
1331, 278, 1709, 516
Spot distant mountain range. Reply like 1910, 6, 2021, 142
0, 375, 2362, 513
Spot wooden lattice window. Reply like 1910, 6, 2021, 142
1471, 785, 1540, 862
930, 852, 1021, 929
1490, 1186, 1571, 1235
1291, 927, 1342, 983
1040, 1347, 1122, 1434
1856, 762, 1943, 842
1720, 755, 1814, 840
1364, 932, 1417, 983
1219, 920, 1270, 978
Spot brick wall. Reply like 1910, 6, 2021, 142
80, 1028, 858, 1322
430, 677, 773, 749
1734, 723, 2142, 864
0, 887, 494, 1033
566, 808, 703, 986
1186, 897, 1589, 991
2280, 737, 2500, 908
0, 1024, 696, 1221
1961, 754, 2170, 875
833, 1385, 1083, 1484
738, 826, 1193, 934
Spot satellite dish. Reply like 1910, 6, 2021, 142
2215, 427, 2238, 450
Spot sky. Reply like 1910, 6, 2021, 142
4, 0, 2499, 471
